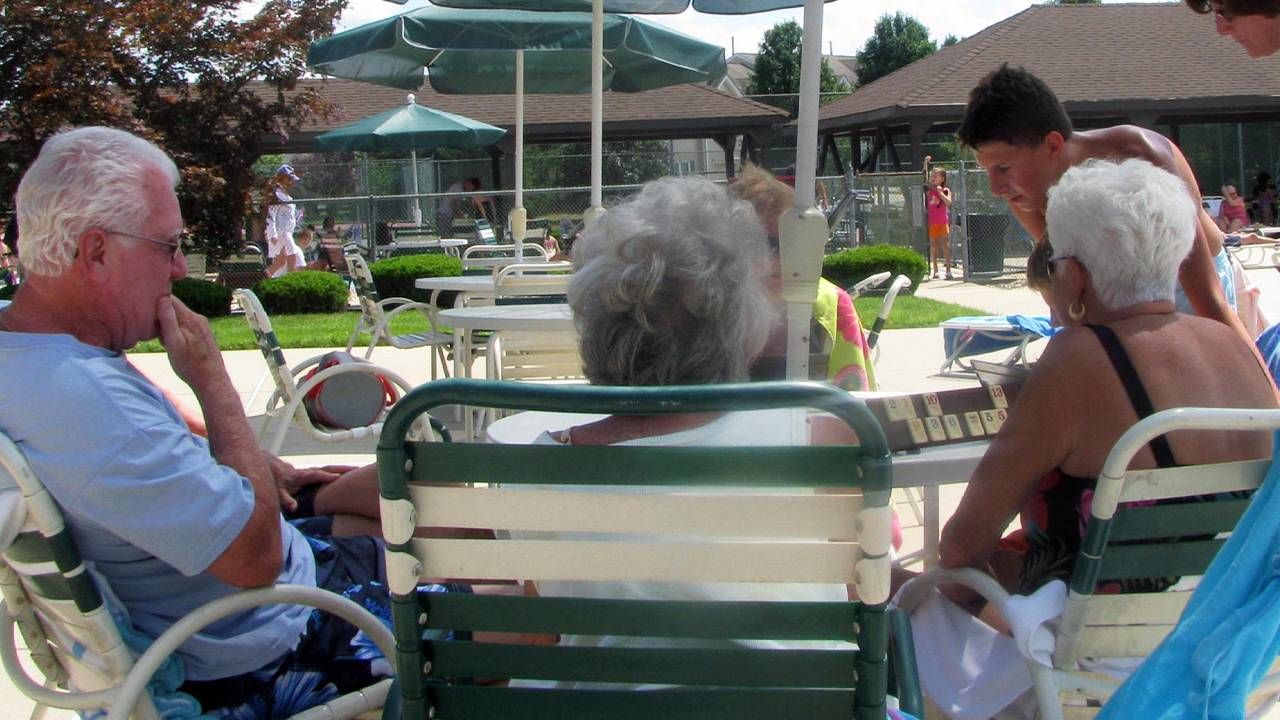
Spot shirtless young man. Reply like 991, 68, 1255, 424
957, 64, 1251, 347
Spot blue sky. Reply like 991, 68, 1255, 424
326, 1, 1181, 58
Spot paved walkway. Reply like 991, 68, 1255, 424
9, 266, 1280, 718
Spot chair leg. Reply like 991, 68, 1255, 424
344, 324, 361, 355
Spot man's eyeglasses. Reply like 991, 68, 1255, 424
102, 228, 184, 260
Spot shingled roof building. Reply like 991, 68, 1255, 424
259, 78, 788, 186
818, 2, 1280, 189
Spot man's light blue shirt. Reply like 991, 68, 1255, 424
0, 327, 314, 680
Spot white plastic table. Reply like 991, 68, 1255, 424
485, 405, 988, 567
436, 303, 575, 378
415, 275, 502, 308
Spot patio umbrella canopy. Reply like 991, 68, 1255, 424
314, 94, 506, 226
313, 94, 506, 153
308, 7, 725, 255
412, 0, 833, 381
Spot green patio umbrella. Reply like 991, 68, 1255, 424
308, 6, 725, 256
314, 94, 506, 225
415, 0, 834, 381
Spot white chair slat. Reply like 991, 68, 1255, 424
1080, 589, 1191, 627
414, 538, 861, 585
1077, 623, 1176, 659
412, 486, 865, 539
1118, 459, 1267, 503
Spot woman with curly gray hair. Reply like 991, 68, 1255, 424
524, 177, 851, 680
541, 175, 780, 444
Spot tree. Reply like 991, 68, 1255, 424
745, 20, 849, 116
855, 12, 936, 88
942, 35, 962, 48
0, 0, 346, 259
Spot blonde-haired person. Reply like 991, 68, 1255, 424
729, 164, 877, 392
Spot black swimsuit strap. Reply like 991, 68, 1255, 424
1085, 324, 1179, 468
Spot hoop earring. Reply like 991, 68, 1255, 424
1068, 299, 1086, 323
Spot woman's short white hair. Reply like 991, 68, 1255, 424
15, 127, 179, 276
1046, 158, 1197, 309
568, 176, 775, 386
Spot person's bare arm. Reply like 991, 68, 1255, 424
157, 296, 282, 587
939, 337, 1078, 598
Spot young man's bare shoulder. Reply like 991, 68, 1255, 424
1077, 125, 1169, 164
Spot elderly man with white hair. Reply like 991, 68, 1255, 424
0, 127, 428, 718
906, 158, 1277, 720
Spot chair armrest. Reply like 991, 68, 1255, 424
895, 566, 1013, 615
380, 300, 441, 332
293, 362, 414, 400
107, 585, 396, 720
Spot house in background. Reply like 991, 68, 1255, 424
817, 3, 1280, 192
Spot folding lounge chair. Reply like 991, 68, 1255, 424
938, 315, 1056, 376
376, 379, 923, 720
896, 406, 1280, 720
344, 252, 453, 378
0, 428, 396, 720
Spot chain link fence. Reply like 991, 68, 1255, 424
822, 161, 1033, 282
269, 153, 1030, 282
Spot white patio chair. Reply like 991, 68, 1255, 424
343, 252, 452, 379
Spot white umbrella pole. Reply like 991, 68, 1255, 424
590, 0, 603, 213
780, 0, 828, 381
410, 149, 422, 227
510, 48, 528, 258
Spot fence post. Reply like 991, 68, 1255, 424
366, 194, 377, 262
958, 159, 969, 280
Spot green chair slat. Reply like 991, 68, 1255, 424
19, 572, 74, 602
1107, 498, 1251, 542
1098, 538, 1225, 581
419, 593, 859, 641
426, 685, 869, 720
426, 640, 857, 688
409, 442, 885, 491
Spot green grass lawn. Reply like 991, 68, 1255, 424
853, 295, 987, 331
128, 296, 986, 353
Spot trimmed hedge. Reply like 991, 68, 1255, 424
822, 245, 927, 295
171, 278, 233, 318
255, 271, 348, 314
369, 253, 462, 302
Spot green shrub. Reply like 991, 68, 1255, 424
0, 284, 15, 301
255, 271, 348, 314
171, 278, 233, 318
369, 253, 462, 302
822, 245, 927, 295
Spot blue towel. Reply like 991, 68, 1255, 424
1096, 433, 1280, 719
1004, 315, 1058, 338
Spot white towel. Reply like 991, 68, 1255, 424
904, 581, 1066, 720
